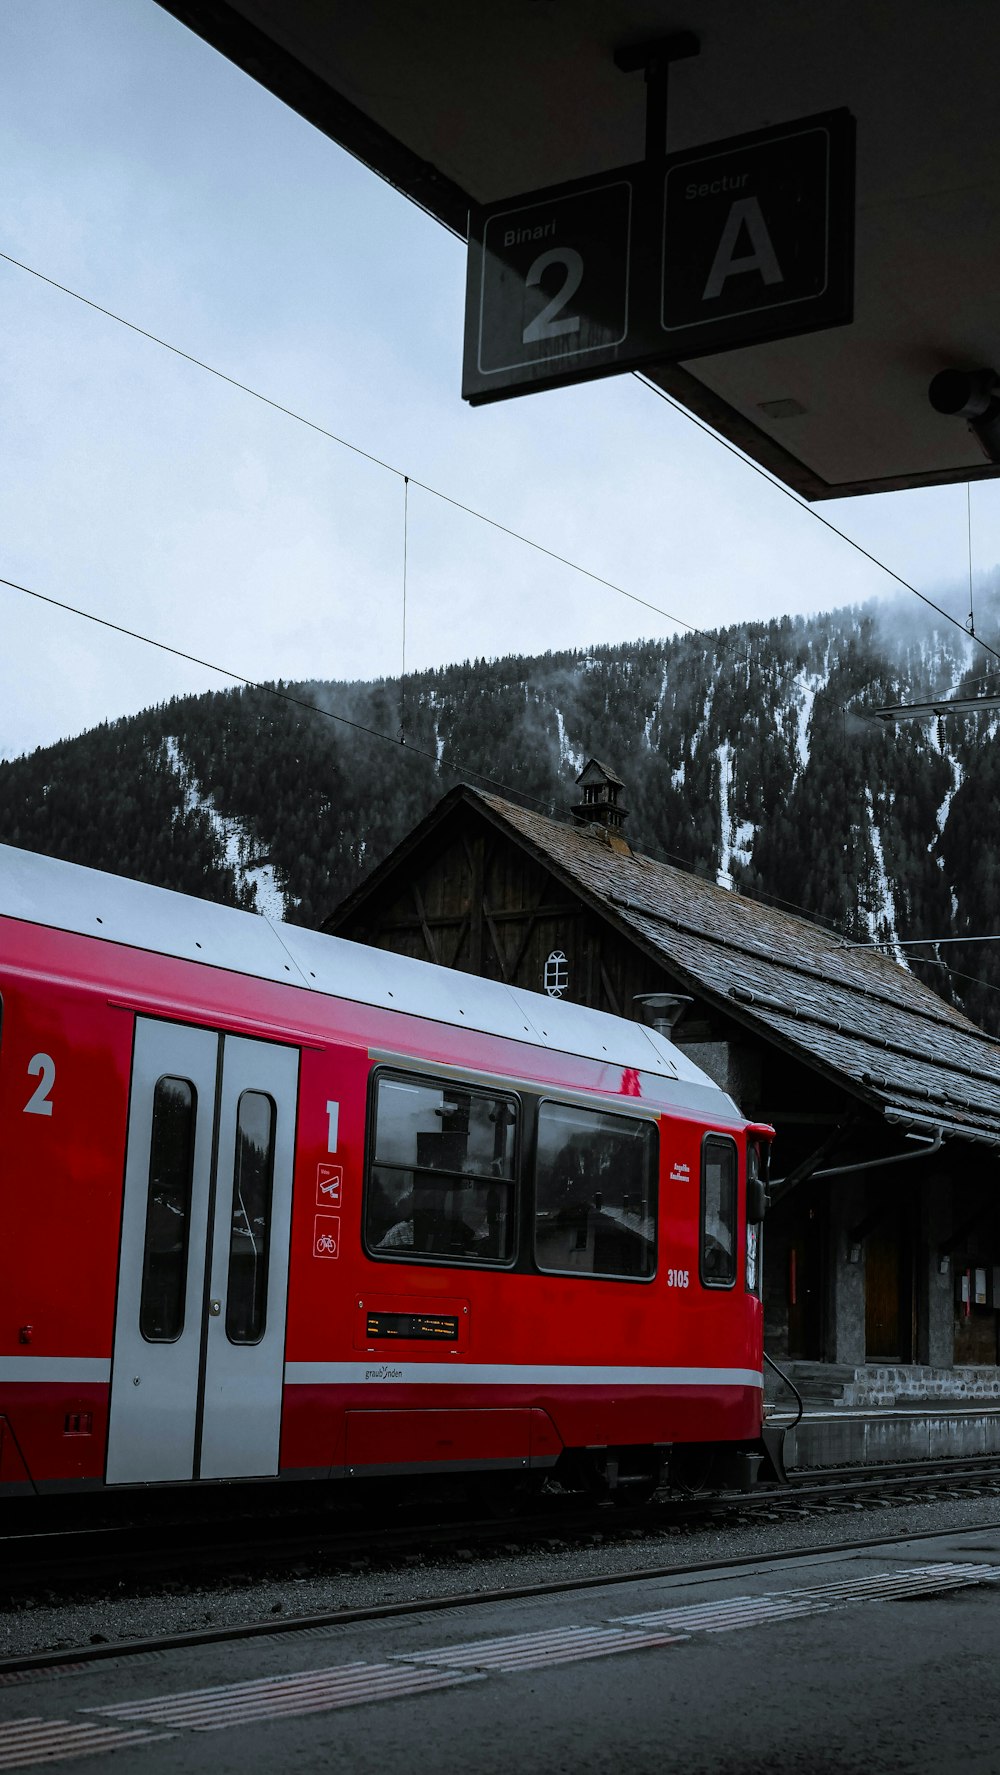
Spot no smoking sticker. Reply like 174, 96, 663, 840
313, 1214, 340, 1260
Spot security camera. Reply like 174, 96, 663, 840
928, 366, 1000, 463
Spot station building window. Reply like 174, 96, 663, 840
366, 1073, 517, 1265
534, 1102, 657, 1280
139, 1076, 197, 1342
701, 1134, 738, 1288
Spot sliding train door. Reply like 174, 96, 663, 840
106, 1019, 298, 1485
198, 1034, 298, 1479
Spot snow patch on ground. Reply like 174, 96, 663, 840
716, 742, 754, 889
162, 736, 286, 919
933, 754, 964, 850
243, 863, 286, 921
863, 786, 906, 966
554, 706, 585, 774
789, 667, 826, 772
645, 664, 671, 749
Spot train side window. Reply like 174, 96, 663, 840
534, 1102, 657, 1280
366, 1073, 517, 1265
226, 1091, 277, 1345
701, 1134, 737, 1288
745, 1139, 763, 1295
139, 1077, 197, 1343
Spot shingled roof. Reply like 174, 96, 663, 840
332, 783, 1000, 1150
466, 789, 1000, 1149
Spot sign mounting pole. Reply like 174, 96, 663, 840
462, 32, 852, 406
612, 33, 700, 166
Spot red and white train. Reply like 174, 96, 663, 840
0, 841, 777, 1500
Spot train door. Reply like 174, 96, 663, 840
105, 1019, 299, 1485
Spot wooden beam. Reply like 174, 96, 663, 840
464, 830, 484, 972
483, 903, 509, 981
376, 915, 474, 933
410, 880, 440, 965
599, 961, 622, 1017
448, 915, 471, 969
501, 875, 577, 983
369, 902, 583, 933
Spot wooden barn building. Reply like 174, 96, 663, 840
327, 765, 1000, 1458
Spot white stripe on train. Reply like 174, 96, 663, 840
283, 1362, 763, 1388
0, 1357, 762, 1389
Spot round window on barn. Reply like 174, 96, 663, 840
544, 950, 568, 997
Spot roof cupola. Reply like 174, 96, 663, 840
573, 758, 627, 831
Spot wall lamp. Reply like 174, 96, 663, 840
928, 366, 1000, 464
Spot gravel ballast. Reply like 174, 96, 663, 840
3, 1489, 1000, 1662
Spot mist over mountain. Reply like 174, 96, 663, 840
4, 584, 1000, 1029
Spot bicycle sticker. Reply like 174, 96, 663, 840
313, 1214, 341, 1260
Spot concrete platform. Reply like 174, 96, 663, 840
5, 1526, 1000, 1773
766, 1363, 1000, 1467
776, 1402, 1000, 1470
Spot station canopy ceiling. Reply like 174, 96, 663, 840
160, 1, 1000, 501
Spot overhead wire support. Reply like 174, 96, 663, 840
967, 481, 976, 638
0, 249, 697, 638
870, 693, 1000, 723
7, 245, 998, 669
400, 474, 409, 743
841, 933, 1000, 949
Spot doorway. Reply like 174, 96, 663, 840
865, 1191, 915, 1362
106, 1018, 299, 1484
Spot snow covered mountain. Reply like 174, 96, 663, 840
3, 585, 1000, 1029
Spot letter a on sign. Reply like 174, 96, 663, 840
702, 197, 783, 300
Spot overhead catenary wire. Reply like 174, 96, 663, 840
8, 245, 998, 667
839, 935, 1000, 1000
0, 570, 551, 813
636, 375, 1000, 672
842, 933, 1000, 949
0, 250, 697, 637
0, 568, 864, 936
3, 251, 999, 958
922, 961, 1000, 998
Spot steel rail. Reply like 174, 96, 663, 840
3, 1453, 1000, 1594
3, 1510, 1000, 1681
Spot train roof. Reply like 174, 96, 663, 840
0, 843, 733, 1106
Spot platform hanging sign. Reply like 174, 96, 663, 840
462, 109, 854, 405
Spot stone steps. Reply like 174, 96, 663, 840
766, 1361, 1000, 1411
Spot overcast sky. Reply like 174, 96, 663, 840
1, 0, 999, 762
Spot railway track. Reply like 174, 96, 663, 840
4, 1453, 1000, 1597
4, 1501, 1000, 1683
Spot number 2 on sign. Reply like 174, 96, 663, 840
522, 247, 584, 344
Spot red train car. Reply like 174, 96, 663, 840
0, 842, 775, 1500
